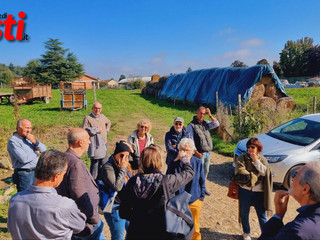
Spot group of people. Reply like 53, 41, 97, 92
6, 102, 320, 240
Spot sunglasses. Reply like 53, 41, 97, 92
175, 122, 182, 126
247, 145, 256, 149
140, 125, 148, 129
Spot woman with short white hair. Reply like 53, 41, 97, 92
167, 137, 206, 240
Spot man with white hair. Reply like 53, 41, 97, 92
258, 161, 320, 239
82, 102, 111, 181
167, 137, 206, 240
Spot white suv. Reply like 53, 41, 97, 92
234, 114, 320, 189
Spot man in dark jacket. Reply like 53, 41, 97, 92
187, 106, 219, 195
56, 128, 105, 240
258, 161, 320, 240
165, 117, 190, 165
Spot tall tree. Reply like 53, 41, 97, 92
231, 60, 248, 67
305, 45, 320, 76
273, 61, 283, 77
119, 74, 126, 81
186, 67, 192, 73
279, 37, 313, 77
256, 59, 270, 65
24, 38, 84, 86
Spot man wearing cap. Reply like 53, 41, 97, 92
7, 119, 46, 192
82, 102, 111, 181
187, 106, 219, 195
165, 117, 190, 165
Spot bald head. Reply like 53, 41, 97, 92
67, 128, 89, 147
92, 102, 102, 117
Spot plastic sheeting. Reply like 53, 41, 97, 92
159, 65, 287, 106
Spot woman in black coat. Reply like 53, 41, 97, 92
119, 145, 194, 240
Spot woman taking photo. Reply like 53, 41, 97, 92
119, 145, 194, 240
127, 119, 154, 170
100, 141, 134, 240
235, 137, 272, 240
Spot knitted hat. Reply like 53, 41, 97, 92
113, 141, 133, 155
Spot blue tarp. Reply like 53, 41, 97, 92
159, 65, 287, 106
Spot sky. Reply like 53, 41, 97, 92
1, 0, 320, 80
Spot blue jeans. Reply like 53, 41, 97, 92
13, 169, 35, 192
104, 204, 129, 240
72, 219, 105, 240
238, 187, 267, 234
200, 152, 211, 179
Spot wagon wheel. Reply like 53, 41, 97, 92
9, 95, 15, 104
43, 97, 50, 104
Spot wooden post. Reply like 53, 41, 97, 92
238, 94, 242, 138
229, 105, 232, 115
307, 104, 309, 115
313, 96, 317, 114
216, 91, 219, 113
93, 83, 97, 102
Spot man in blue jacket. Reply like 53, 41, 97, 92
167, 137, 206, 240
258, 161, 320, 240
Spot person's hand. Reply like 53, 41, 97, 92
175, 150, 187, 162
250, 153, 258, 162
206, 108, 212, 116
274, 190, 290, 218
172, 144, 176, 149
26, 133, 37, 144
98, 128, 102, 134
195, 151, 203, 159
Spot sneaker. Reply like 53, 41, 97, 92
243, 233, 251, 240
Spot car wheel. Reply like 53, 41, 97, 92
283, 164, 304, 189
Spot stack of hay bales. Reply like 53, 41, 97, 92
142, 75, 169, 98
249, 75, 295, 112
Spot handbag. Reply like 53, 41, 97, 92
227, 181, 239, 199
97, 181, 117, 213
162, 176, 194, 240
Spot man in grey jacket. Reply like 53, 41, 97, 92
56, 128, 105, 240
8, 149, 86, 239
83, 102, 111, 181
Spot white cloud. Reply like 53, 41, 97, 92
241, 38, 264, 47
148, 52, 168, 64
221, 49, 251, 60
218, 28, 234, 36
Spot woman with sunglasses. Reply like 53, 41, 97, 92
165, 117, 190, 166
127, 119, 154, 170
100, 141, 135, 240
235, 137, 272, 240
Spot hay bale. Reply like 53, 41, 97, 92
265, 83, 284, 101
259, 75, 273, 85
258, 97, 276, 111
159, 75, 169, 84
250, 82, 265, 102
276, 97, 295, 113
146, 81, 157, 88
141, 87, 147, 95
151, 74, 160, 82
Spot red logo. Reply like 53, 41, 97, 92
0, 11, 28, 41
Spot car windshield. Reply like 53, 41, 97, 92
267, 118, 320, 146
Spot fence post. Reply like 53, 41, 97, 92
307, 104, 309, 115
313, 96, 317, 114
216, 91, 219, 113
93, 83, 97, 102
238, 94, 242, 138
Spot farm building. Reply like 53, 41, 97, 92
100, 79, 119, 88
74, 74, 100, 89
143, 65, 295, 112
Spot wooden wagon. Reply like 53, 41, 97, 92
60, 82, 87, 110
